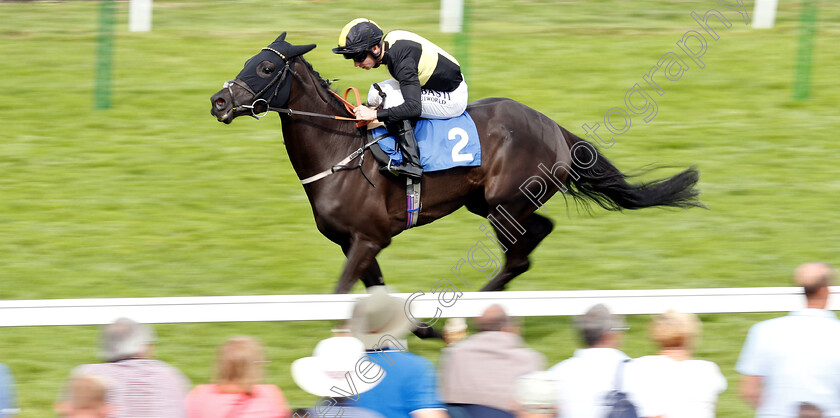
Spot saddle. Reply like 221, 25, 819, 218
365, 115, 481, 172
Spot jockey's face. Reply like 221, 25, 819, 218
354, 45, 381, 70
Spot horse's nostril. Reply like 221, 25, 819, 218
215, 97, 226, 107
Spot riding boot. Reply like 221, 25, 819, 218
381, 120, 423, 179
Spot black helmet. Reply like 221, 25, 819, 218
332, 18, 383, 58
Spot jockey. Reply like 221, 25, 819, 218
333, 18, 469, 179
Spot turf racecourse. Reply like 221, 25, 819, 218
2, 0, 839, 415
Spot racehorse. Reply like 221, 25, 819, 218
210, 33, 702, 294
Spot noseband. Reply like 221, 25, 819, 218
224, 47, 292, 119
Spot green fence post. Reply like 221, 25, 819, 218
793, 0, 818, 100
94, 0, 116, 109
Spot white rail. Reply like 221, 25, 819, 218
0, 287, 837, 327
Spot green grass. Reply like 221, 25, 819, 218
1, 0, 839, 415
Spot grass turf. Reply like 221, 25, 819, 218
1, 0, 839, 415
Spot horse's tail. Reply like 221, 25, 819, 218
560, 127, 703, 210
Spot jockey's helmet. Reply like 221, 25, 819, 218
332, 18, 383, 61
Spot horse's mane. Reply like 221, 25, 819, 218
296, 56, 348, 110
298, 56, 333, 92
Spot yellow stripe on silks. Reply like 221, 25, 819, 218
338, 18, 379, 47
417, 51, 438, 86
384, 31, 459, 86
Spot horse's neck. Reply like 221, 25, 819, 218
281, 60, 360, 181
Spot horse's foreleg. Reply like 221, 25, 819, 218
359, 260, 385, 288
334, 239, 384, 294
481, 212, 554, 291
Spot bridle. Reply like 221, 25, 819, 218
223, 47, 293, 120
222, 48, 381, 186
223, 47, 367, 126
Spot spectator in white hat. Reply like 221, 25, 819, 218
291, 336, 384, 418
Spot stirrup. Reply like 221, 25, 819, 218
380, 160, 396, 175
380, 161, 422, 179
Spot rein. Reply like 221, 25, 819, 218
270, 88, 371, 129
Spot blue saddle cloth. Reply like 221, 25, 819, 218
372, 112, 481, 172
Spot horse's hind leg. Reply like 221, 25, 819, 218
481, 212, 554, 291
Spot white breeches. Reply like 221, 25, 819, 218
367, 78, 469, 120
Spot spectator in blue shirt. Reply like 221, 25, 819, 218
0, 363, 18, 417
348, 286, 448, 418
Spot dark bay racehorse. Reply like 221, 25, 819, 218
210, 33, 702, 294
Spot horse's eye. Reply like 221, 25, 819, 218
257, 60, 275, 79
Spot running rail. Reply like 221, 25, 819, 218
0, 287, 838, 327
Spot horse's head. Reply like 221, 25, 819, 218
211, 32, 316, 124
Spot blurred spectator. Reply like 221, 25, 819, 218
55, 374, 111, 418
185, 336, 290, 417
736, 262, 840, 416
67, 317, 190, 418
624, 309, 726, 417
442, 318, 467, 345
291, 336, 385, 418
513, 371, 557, 418
0, 363, 17, 417
798, 402, 824, 418
548, 304, 629, 418
331, 320, 353, 337
440, 305, 545, 414
347, 286, 448, 417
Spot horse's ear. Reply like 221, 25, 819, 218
290, 43, 316, 57
275, 32, 287, 43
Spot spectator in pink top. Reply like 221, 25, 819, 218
185, 336, 291, 418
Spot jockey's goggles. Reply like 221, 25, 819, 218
343, 51, 369, 62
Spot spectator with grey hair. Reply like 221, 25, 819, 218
624, 309, 726, 417
65, 318, 190, 418
736, 262, 840, 417
549, 303, 630, 418
440, 304, 545, 415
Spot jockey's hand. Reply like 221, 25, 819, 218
353, 105, 378, 121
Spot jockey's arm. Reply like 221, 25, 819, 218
376, 58, 422, 122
